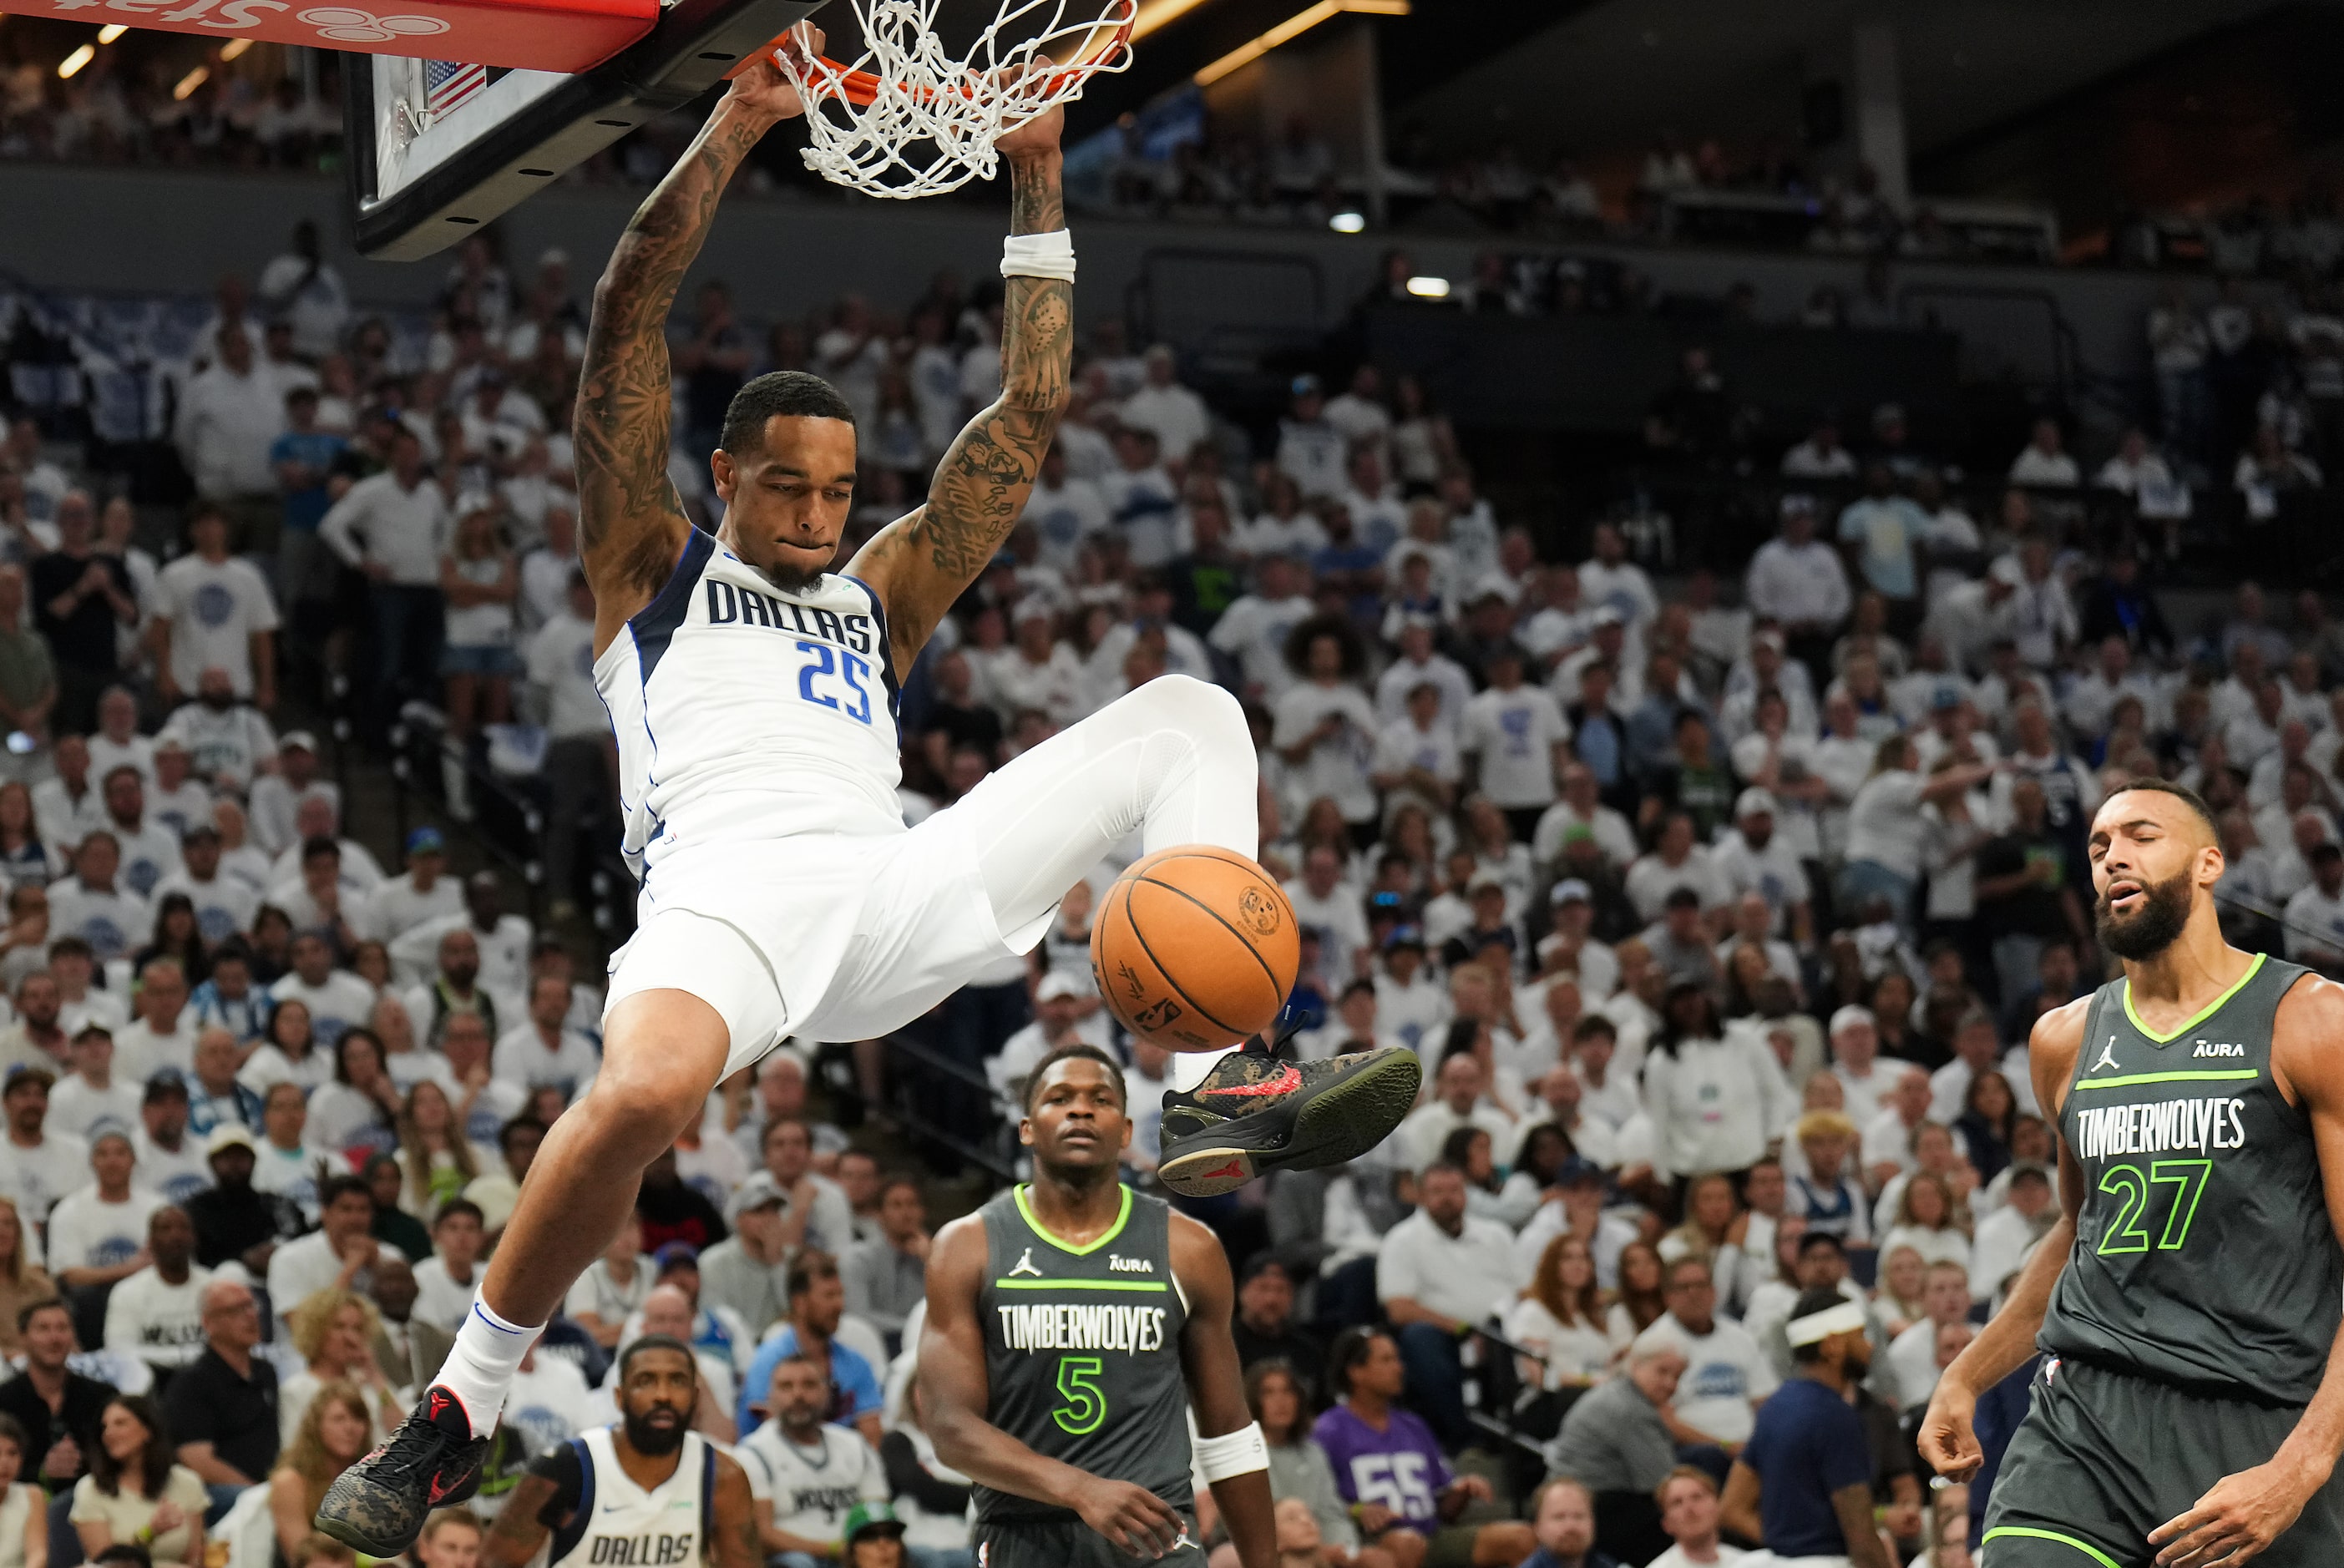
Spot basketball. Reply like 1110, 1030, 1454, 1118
1090, 846, 1300, 1051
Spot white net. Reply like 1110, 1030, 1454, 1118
772, 0, 1136, 198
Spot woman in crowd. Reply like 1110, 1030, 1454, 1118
240, 998, 328, 1095
362, 1154, 432, 1262
1869, 969, 1925, 1065
268, 1383, 371, 1565
1876, 1243, 1931, 1337
1607, 1240, 1668, 1345
1657, 1171, 1746, 1307
248, 905, 294, 984
0, 1414, 44, 1568
70, 1397, 207, 1568
1957, 1069, 2021, 1186
1504, 1233, 1612, 1399
0, 1200, 57, 1355
1874, 1120, 1979, 1237
1437, 1127, 1508, 1225
305, 1029, 403, 1160
281, 1289, 406, 1445
1642, 983, 1794, 1193
132, 894, 208, 989
349, 939, 395, 994
395, 1079, 482, 1221
1246, 1360, 1377, 1568
1498, 1124, 1573, 1229
0, 783, 53, 892
1881, 1171, 1972, 1277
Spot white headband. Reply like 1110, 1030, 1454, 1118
1786, 1301, 1869, 1347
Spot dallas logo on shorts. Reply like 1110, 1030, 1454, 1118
586, 1534, 696, 1565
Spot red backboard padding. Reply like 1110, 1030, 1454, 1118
0, 0, 656, 73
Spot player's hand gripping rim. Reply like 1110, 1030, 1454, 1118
2149, 1456, 2321, 1568
1070, 1474, 1184, 1559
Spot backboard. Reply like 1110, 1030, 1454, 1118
343, 0, 821, 261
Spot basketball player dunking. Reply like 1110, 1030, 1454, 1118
317, 43, 1415, 1558
924, 1044, 1276, 1568
1921, 778, 2344, 1567
483, 1335, 759, 1568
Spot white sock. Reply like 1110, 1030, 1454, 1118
1170, 1046, 1236, 1093
436, 1297, 539, 1436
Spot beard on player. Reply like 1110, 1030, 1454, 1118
622, 1388, 696, 1455
2095, 866, 2197, 960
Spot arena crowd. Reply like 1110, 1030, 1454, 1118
3, 195, 2344, 1568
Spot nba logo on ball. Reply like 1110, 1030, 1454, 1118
1091, 846, 1301, 1051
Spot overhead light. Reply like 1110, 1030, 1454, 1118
95, 23, 125, 42
220, 36, 254, 58
56, 43, 94, 78
1329, 211, 1365, 234
1131, 0, 1212, 41
1194, 0, 1406, 87
173, 63, 208, 99
1405, 276, 1450, 299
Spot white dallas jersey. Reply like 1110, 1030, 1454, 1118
595, 530, 903, 883
549, 1425, 715, 1568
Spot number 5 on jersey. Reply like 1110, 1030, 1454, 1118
1053, 1356, 1106, 1434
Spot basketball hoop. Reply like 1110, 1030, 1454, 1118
761, 0, 1137, 198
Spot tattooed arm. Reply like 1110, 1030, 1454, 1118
576, 48, 811, 649
849, 109, 1073, 679
482, 1473, 559, 1568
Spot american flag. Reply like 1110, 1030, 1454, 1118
424, 58, 488, 122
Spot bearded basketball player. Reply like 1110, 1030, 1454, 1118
1920, 777, 2344, 1567
922, 1044, 1277, 1568
316, 40, 1415, 1558
483, 1335, 759, 1568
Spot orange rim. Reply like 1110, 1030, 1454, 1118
735, 3, 1136, 109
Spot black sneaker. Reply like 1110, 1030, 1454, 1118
1157, 1044, 1421, 1196
314, 1385, 491, 1556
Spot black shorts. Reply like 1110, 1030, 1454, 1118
975, 1515, 1207, 1568
1983, 1356, 2344, 1566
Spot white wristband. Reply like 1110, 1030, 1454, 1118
1193, 1420, 1270, 1482
1001, 229, 1076, 282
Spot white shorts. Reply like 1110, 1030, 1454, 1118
602, 817, 1031, 1078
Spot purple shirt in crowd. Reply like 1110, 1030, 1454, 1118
1310, 1404, 1453, 1529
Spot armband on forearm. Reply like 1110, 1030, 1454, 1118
1194, 1421, 1269, 1482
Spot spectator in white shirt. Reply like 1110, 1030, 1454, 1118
1323, 365, 1393, 458
94, 767, 180, 903
1020, 447, 1109, 575
1375, 1161, 1521, 1447
2284, 842, 2344, 968
412, 1197, 489, 1332
172, 331, 283, 510
1116, 346, 1211, 463
1269, 616, 1380, 836
47, 833, 150, 965
492, 975, 600, 1104
1780, 418, 1857, 478
1370, 682, 1463, 816
48, 1022, 141, 1141
33, 736, 104, 854
1275, 377, 1346, 500
318, 427, 453, 723
1643, 987, 1795, 1182
1577, 523, 1661, 632
265, 794, 386, 896
1743, 498, 1851, 665
246, 731, 337, 860
149, 505, 279, 709
393, 873, 533, 999
1459, 644, 1571, 842
1648, 1467, 1744, 1568
2007, 418, 2080, 488
1633, 1256, 1777, 1446
1210, 554, 1317, 701
46, 1128, 163, 1292
103, 1202, 211, 1376
362, 828, 463, 945
115, 957, 195, 1082
268, 932, 377, 1049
